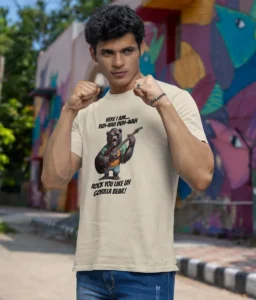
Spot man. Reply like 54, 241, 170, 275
42, 4, 214, 300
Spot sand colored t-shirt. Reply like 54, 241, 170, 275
71, 81, 207, 273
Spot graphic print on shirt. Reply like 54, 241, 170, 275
91, 114, 143, 197
95, 127, 143, 180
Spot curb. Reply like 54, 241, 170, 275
176, 256, 256, 299
31, 217, 78, 238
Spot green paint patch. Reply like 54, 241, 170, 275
0, 222, 16, 234
175, 226, 190, 234
200, 84, 223, 115
185, 88, 193, 94
250, 0, 256, 20
149, 30, 164, 64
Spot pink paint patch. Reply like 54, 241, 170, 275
182, 24, 213, 75
246, 112, 256, 141
192, 75, 216, 110
215, 0, 229, 5
227, 83, 256, 132
219, 176, 231, 197
209, 212, 222, 228
209, 120, 249, 189
144, 23, 155, 47
240, 0, 254, 13
231, 184, 252, 202
155, 23, 167, 76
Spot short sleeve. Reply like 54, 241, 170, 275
71, 115, 83, 157
172, 90, 208, 143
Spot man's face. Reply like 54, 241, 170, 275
92, 33, 141, 90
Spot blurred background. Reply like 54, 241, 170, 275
0, 0, 256, 299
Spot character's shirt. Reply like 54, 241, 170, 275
101, 144, 127, 167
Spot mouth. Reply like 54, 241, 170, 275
111, 71, 127, 78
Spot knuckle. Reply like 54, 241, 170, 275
78, 80, 85, 86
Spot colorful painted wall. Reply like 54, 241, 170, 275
137, 0, 256, 236
31, 0, 256, 233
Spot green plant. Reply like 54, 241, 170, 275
0, 222, 16, 233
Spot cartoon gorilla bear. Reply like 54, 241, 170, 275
95, 128, 136, 180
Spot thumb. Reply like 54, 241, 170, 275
96, 86, 101, 96
133, 88, 145, 98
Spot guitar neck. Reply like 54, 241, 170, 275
110, 127, 143, 156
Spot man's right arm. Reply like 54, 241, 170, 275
41, 105, 81, 190
41, 80, 100, 190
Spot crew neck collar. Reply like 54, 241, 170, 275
104, 88, 135, 100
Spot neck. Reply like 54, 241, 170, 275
109, 70, 144, 94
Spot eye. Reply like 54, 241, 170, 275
230, 135, 243, 148
235, 18, 245, 29
123, 48, 133, 54
101, 50, 111, 56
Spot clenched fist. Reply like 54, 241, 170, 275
133, 75, 168, 107
66, 81, 101, 112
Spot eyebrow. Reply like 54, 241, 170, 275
99, 46, 137, 54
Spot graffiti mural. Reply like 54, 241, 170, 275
31, 22, 90, 211
139, 0, 256, 235
31, 69, 71, 210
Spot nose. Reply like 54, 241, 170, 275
112, 53, 124, 69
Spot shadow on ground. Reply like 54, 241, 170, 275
0, 231, 75, 255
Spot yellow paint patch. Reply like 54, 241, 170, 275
34, 97, 43, 118
182, 0, 214, 25
173, 42, 205, 89
143, 0, 194, 10
142, 40, 149, 52
57, 188, 68, 211
38, 127, 50, 157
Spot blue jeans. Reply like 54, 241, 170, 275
77, 270, 176, 299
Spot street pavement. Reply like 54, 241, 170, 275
0, 231, 250, 300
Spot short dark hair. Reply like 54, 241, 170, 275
85, 5, 145, 53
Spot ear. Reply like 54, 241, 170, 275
106, 131, 109, 136
140, 41, 146, 57
89, 46, 97, 62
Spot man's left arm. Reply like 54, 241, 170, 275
157, 91, 214, 191
134, 75, 214, 191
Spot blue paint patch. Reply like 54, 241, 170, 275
178, 178, 192, 200
223, 52, 256, 103
215, 5, 256, 68
210, 20, 234, 90
73, 171, 79, 180
50, 95, 62, 120
50, 72, 58, 88
205, 159, 225, 199
32, 116, 41, 143
101, 87, 110, 98
140, 52, 155, 76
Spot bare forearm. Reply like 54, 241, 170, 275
41, 105, 78, 188
157, 98, 214, 190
